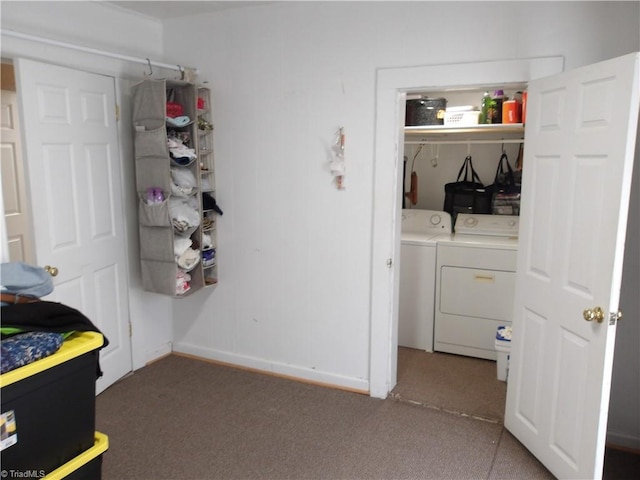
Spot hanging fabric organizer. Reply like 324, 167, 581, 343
132, 78, 218, 296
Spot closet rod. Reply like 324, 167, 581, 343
404, 138, 524, 145
2, 29, 199, 75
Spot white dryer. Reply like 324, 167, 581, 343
434, 214, 519, 360
399, 209, 452, 351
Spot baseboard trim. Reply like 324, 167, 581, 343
144, 341, 173, 365
606, 431, 640, 451
171, 342, 370, 396
606, 442, 640, 455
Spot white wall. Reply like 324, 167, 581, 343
0, 1, 177, 370
160, 1, 640, 443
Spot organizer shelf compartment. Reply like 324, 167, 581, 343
197, 85, 218, 286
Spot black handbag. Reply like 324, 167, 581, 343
490, 153, 521, 215
443, 155, 492, 221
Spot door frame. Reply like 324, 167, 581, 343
369, 57, 564, 398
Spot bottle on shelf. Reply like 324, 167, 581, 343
479, 91, 493, 124
502, 96, 522, 124
491, 89, 505, 124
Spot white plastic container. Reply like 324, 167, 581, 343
495, 325, 512, 382
444, 107, 480, 126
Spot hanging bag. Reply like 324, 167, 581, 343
491, 152, 521, 215
443, 155, 492, 221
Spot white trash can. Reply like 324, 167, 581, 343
495, 325, 512, 382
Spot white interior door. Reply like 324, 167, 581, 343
15, 58, 133, 394
1, 88, 33, 263
505, 53, 639, 479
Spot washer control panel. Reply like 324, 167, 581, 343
454, 214, 519, 237
402, 209, 452, 234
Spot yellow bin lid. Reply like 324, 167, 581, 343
0, 331, 104, 388
44, 431, 109, 480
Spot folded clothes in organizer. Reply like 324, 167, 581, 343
202, 249, 216, 267
202, 233, 213, 249
173, 237, 192, 258
169, 197, 200, 232
177, 248, 200, 271
170, 167, 197, 196
176, 270, 191, 295
166, 116, 192, 127
201, 217, 214, 230
167, 137, 197, 165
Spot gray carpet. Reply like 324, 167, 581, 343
392, 348, 506, 422
96, 354, 557, 480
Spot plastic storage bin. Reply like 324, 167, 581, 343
0, 332, 104, 476
405, 97, 447, 126
495, 326, 512, 382
44, 432, 108, 480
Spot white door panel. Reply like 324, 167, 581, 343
15, 58, 132, 393
505, 52, 639, 479
1, 89, 33, 263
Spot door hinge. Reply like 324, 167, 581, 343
115, 104, 120, 122
128, 321, 132, 337
609, 311, 623, 325
386, 258, 393, 268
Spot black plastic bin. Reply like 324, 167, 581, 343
0, 332, 103, 476
45, 432, 108, 480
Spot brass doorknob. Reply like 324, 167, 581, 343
44, 265, 59, 277
583, 306, 604, 323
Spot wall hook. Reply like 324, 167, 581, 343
178, 65, 185, 80
145, 58, 153, 76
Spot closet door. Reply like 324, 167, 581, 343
505, 52, 639, 480
15, 58, 133, 394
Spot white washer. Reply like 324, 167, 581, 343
399, 209, 452, 351
434, 214, 519, 360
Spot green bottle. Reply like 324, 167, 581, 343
479, 91, 495, 124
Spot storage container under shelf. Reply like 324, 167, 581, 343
0, 332, 104, 476
44, 432, 108, 480
495, 326, 512, 382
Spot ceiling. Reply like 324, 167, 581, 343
109, 1, 273, 20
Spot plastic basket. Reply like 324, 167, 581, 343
444, 110, 480, 126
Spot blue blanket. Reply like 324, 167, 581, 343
1, 331, 64, 374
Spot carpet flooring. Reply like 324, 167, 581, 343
95, 351, 639, 479
392, 348, 506, 422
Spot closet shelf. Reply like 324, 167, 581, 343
405, 123, 524, 144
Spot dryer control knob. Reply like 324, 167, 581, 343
463, 216, 478, 227
430, 214, 442, 226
